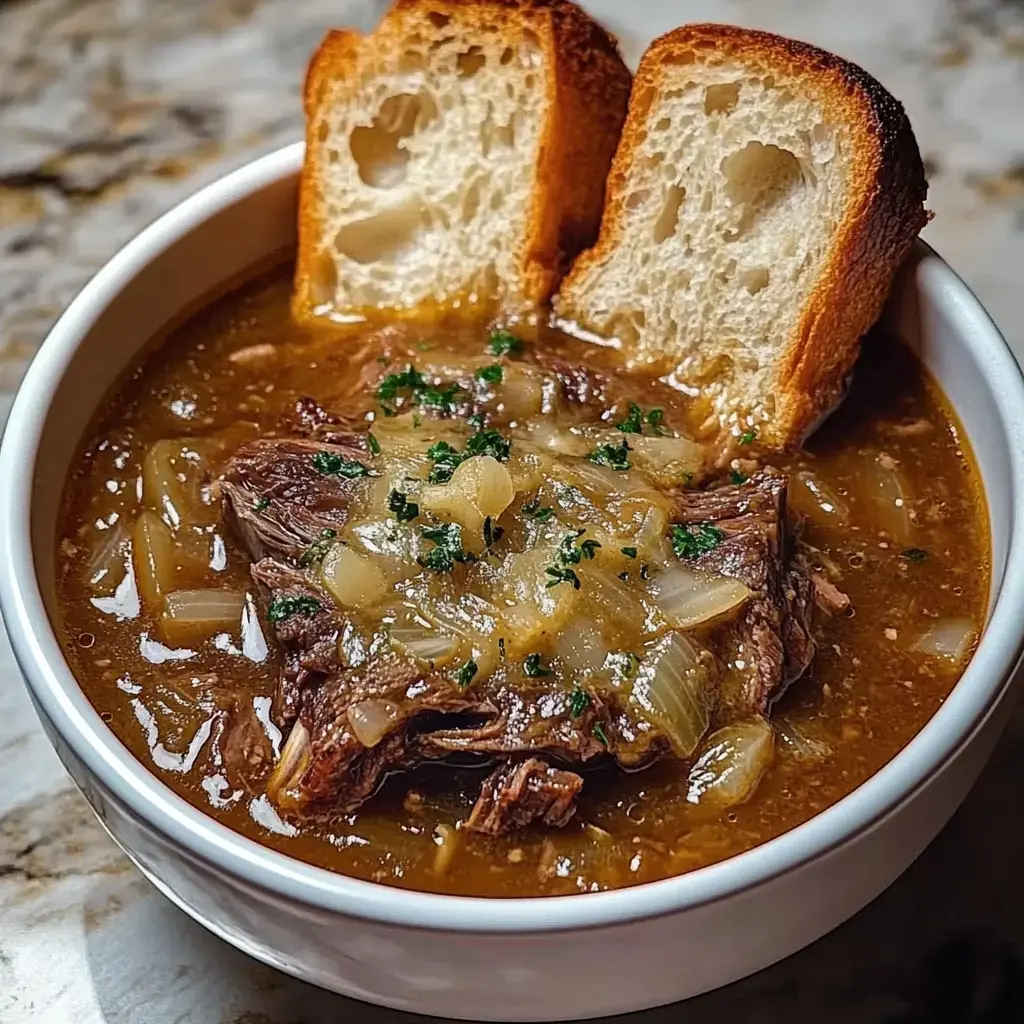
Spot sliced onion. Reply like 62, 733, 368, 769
861, 452, 914, 544
433, 822, 461, 876
553, 618, 609, 673
391, 626, 459, 666
86, 519, 131, 594
420, 455, 515, 552
348, 698, 403, 748
776, 716, 832, 761
650, 564, 750, 630
583, 569, 649, 644
790, 470, 850, 526
912, 618, 977, 665
630, 633, 716, 758
268, 721, 311, 806
321, 543, 389, 608
628, 435, 704, 486
499, 548, 580, 657
500, 366, 544, 419
161, 589, 245, 646
521, 421, 590, 457
686, 718, 774, 809
133, 511, 178, 609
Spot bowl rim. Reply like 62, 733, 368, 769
3, 142, 1024, 934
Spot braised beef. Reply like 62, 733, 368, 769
466, 758, 583, 835
674, 469, 815, 713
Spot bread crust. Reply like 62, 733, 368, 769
293, 0, 631, 322
558, 23, 929, 448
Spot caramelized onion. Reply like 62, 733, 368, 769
420, 455, 514, 549
630, 633, 716, 758
791, 470, 850, 526
268, 721, 311, 806
553, 618, 609, 673
628, 435, 704, 486
348, 699, 403, 748
686, 718, 774, 809
861, 453, 914, 544
650, 564, 750, 630
86, 519, 131, 595
320, 543, 389, 608
776, 716, 832, 761
133, 511, 177, 609
913, 618, 977, 665
391, 626, 459, 666
161, 589, 245, 645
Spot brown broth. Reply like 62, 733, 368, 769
53, 267, 989, 896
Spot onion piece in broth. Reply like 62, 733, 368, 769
686, 718, 774, 809
161, 589, 246, 646
629, 633, 716, 759
650, 564, 750, 630
912, 618, 977, 666
348, 699, 403, 748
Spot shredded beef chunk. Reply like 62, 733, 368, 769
222, 438, 369, 563
467, 759, 583, 835
675, 469, 815, 713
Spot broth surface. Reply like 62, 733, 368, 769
54, 267, 989, 896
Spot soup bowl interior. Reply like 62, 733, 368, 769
3, 142, 1024, 1019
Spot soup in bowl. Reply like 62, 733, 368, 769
3, 145, 1024, 1019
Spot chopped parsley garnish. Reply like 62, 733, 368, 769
387, 489, 420, 523
545, 530, 599, 589
465, 428, 511, 461
298, 528, 337, 568
418, 523, 469, 573
311, 451, 372, 478
367, 432, 382, 456
739, 429, 757, 446
483, 516, 505, 549
545, 565, 582, 590
593, 723, 610, 747
621, 546, 638, 559
616, 402, 644, 434
267, 594, 323, 625
376, 365, 426, 407
569, 685, 591, 718
455, 659, 478, 688
475, 364, 504, 385
902, 547, 928, 563
647, 408, 667, 435
416, 341, 432, 351
467, 412, 486, 430
419, 382, 464, 414
523, 653, 551, 678
640, 564, 650, 580
427, 430, 511, 483
522, 497, 554, 521
426, 440, 465, 484
487, 330, 524, 357
672, 523, 726, 560
729, 469, 749, 485
587, 438, 632, 471
252, 496, 270, 512
616, 403, 667, 436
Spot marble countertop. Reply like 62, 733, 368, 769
1, 0, 1023, 1020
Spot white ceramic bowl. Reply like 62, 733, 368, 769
3, 143, 1024, 1021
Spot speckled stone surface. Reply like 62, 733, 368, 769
1, 1, 1023, 1021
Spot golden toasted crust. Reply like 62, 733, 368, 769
560, 23, 929, 448
293, 0, 631, 322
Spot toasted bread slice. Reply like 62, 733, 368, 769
293, 0, 631, 323
555, 24, 929, 448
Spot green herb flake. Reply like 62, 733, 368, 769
646, 408, 666, 435
608, 651, 642, 682
545, 565, 582, 590
376, 365, 427, 407
419, 382, 465, 415
587, 438, 632, 472
523, 653, 551, 678
298, 528, 337, 568
901, 547, 928, 564
418, 522, 469, 573
426, 440, 464, 484
569, 686, 592, 718
487, 330, 524, 358
467, 412, 485, 430
498, 637, 506, 658
455, 659, 478, 689
416, 341, 432, 351
367, 432, 382, 456
729, 469, 749, 485
672, 523, 726, 560
387, 489, 420, 523
253, 496, 270, 512
640, 564, 650, 581
311, 451, 372, 478
592, 722, 610, 747
616, 402, 644, 435
522, 497, 554, 521
621, 546, 638, 559
267, 594, 323, 625
483, 516, 505, 549
475, 364, 504, 385
739, 429, 757, 446
465, 428, 511, 461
